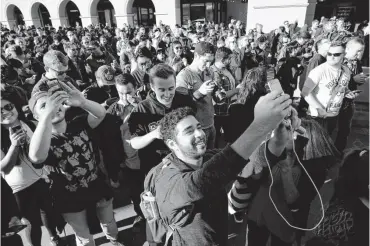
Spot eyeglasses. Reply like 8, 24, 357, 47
327, 52, 343, 57
1, 103, 14, 113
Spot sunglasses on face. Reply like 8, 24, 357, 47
1, 103, 14, 113
327, 52, 342, 57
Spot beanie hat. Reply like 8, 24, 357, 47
28, 91, 48, 113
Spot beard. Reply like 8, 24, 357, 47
177, 137, 207, 160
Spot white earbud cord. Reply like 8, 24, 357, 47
263, 123, 325, 231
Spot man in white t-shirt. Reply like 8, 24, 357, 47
301, 42, 355, 134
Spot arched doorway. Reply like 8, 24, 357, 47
65, 1, 82, 27
132, 0, 156, 27
31, 3, 52, 27
6, 5, 25, 29
96, 0, 116, 27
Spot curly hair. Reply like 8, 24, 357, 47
159, 107, 195, 143
236, 67, 265, 104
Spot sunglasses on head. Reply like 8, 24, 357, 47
327, 52, 342, 57
1, 103, 14, 113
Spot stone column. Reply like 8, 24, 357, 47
246, 0, 316, 33
154, 12, 168, 27
115, 14, 135, 28
80, 16, 99, 27
153, 0, 181, 27
305, 0, 317, 25
50, 17, 69, 28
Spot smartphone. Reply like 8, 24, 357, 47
10, 125, 22, 132
352, 90, 363, 94
2, 224, 27, 238
267, 79, 284, 94
267, 80, 306, 134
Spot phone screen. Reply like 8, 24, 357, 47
267, 79, 284, 94
10, 125, 22, 132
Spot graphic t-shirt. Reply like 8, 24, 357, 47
46, 115, 111, 212
307, 63, 351, 117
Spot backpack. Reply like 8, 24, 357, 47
140, 156, 193, 246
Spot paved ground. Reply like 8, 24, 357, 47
19, 67, 369, 246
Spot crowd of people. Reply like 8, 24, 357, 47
0, 15, 369, 246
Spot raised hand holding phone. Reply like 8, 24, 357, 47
9, 126, 26, 147
266, 79, 306, 134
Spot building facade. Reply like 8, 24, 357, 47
1, 0, 368, 32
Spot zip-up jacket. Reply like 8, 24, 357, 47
128, 91, 195, 174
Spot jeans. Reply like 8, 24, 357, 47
13, 179, 58, 246
336, 100, 355, 152
62, 198, 118, 246
124, 168, 145, 218
203, 125, 216, 150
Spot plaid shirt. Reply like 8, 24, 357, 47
211, 65, 236, 116
343, 58, 362, 90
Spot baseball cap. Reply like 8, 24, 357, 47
28, 91, 48, 113
43, 50, 68, 71
95, 65, 115, 85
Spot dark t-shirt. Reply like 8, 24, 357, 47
45, 115, 112, 213
83, 84, 118, 104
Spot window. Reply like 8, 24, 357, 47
182, 3, 190, 23
181, 0, 226, 25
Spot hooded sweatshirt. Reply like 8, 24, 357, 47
128, 90, 195, 174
